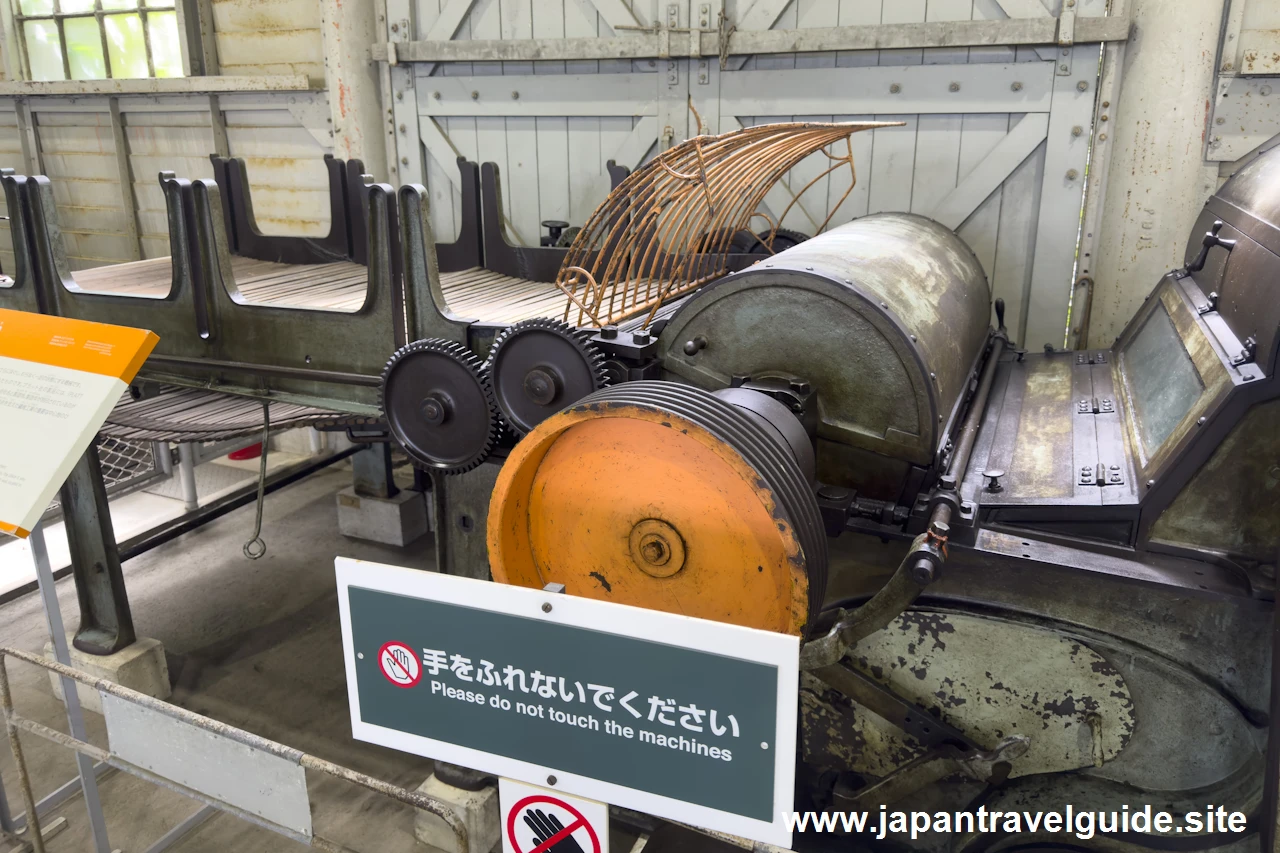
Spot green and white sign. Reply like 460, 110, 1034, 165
336, 557, 799, 847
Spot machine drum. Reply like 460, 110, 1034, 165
380, 338, 501, 474
488, 381, 828, 635
486, 318, 607, 435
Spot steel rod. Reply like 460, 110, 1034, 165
30, 525, 113, 853
0, 657, 45, 853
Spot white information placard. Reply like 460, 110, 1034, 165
0, 308, 157, 538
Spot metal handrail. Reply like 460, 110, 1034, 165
0, 646, 469, 853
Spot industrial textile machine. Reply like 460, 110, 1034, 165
5, 121, 1280, 850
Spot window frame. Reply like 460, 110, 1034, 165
12, 0, 185, 82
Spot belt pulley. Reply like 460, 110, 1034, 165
488, 380, 827, 636
380, 338, 501, 474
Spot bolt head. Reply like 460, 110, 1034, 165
1066, 169, 1079, 180
512, 91, 520, 99
547, 775, 557, 785
889, 83, 901, 94
949, 82, 960, 92
928, 520, 950, 538
632, 330, 651, 345
1011, 81, 1023, 91
524, 368, 559, 406
910, 562, 937, 585
600, 325, 618, 339
471, 90, 479, 99
542, 602, 552, 613
1077, 80, 1089, 92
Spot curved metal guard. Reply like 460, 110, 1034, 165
558, 120, 898, 327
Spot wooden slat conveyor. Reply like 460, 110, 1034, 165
66, 257, 565, 322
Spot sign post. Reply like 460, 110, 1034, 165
336, 557, 799, 847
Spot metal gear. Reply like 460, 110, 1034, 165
485, 318, 607, 435
380, 338, 500, 474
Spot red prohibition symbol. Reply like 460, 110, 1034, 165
507, 795, 602, 853
378, 641, 421, 688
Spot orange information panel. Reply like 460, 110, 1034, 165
0, 308, 158, 538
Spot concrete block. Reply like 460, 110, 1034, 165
337, 486, 430, 547
44, 635, 171, 715
415, 773, 501, 853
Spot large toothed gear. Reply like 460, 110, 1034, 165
488, 381, 827, 636
485, 318, 608, 435
380, 338, 500, 474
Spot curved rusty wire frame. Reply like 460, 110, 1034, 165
557, 120, 901, 328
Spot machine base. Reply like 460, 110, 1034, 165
336, 486, 430, 547
414, 772, 502, 853
44, 635, 171, 715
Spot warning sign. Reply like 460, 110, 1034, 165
379, 641, 421, 688
501, 779, 608, 853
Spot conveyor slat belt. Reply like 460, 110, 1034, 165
102, 387, 371, 442
68, 259, 569, 323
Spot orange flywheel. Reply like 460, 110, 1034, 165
488, 381, 827, 635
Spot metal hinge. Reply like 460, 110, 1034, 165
1080, 462, 1124, 486
1075, 350, 1108, 365
1076, 397, 1114, 415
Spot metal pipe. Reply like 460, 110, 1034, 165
0, 647, 471, 853
942, 320, 1008, 487
145, 354, 382, 387
0, 657, 46, 853
30, 525, 112, 853
177, 442, 199, 512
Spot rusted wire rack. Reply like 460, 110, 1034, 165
557, 120, 901, 328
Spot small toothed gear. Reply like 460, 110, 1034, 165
380, 338, 500, 474
485, 318, 608, 435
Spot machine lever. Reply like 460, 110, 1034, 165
1186, 220, 1237, 274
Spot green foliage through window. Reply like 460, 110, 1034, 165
15, 0, 184, 81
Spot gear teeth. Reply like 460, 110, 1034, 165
485, 318, 609, 437
380, 338, 502, 475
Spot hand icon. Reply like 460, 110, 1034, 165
524, 809, 585, 853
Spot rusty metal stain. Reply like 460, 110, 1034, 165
836, 612, 1135, 779
1008, 358, 1073, 497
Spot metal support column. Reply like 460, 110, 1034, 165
177, 442, 198, 512
30, 524, 113, 853
60, 446, 137, 656
430, 462, 501, 580
351, 444, 399, 500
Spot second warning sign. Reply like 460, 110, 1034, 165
500, 779, 608, 853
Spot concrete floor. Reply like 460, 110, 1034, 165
0, 466, 443, 852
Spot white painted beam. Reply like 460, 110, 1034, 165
371, 15, 1128, 64
0, 76, 314, 96
928, 113, 1049, 229
418, 74, 658, 116
720, 63, 1055, 117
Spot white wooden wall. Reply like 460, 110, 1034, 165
395, 0, 1115, 349
0, 0, 333, 274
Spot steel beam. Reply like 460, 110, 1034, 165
351, 444, 400, 500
